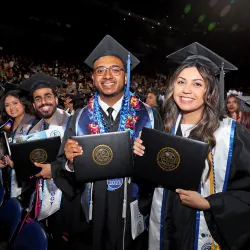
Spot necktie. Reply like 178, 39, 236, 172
42, 120, 50, 130
107, 107, 114, 125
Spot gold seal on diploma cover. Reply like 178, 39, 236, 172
30, 148, 48, 163
92, 144, 113, 165
157, 147, 180, 171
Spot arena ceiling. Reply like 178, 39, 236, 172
0, 0, 249, 86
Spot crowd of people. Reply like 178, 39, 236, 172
0, 35, 250, 250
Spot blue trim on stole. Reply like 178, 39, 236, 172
134, 102, 153, 138
194, 185, 201, 250
193, 119, 236, 249
75, 107, 91, 136
222, 120, 236, 192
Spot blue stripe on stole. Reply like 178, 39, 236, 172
194, 185, 201, 250
222, 120, 236, 192
160, 188, 167, 250
0, 169, 2, 184
75, 107, 90, 136
134, 104, 152, 139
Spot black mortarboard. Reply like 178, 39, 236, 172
0, 83, 27, 99
167, 42, 238, 109
236, 96, 250, 112
85, 35, 140, 97
84, 35, 140, 70
65, 93, 75, 99
18, 73, 63, 95
69, 93, 85, 101
1, 82, 18, 93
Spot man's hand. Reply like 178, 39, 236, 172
35, 163, 52, 179
64, 139, 83, 163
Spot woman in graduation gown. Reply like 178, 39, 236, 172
133, 45, 250, 249
0, 90, 38, 204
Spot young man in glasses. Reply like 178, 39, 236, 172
57, 35, 163, 250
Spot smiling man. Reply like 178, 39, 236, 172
18, 73, 70, 249
56, 35, 163, 250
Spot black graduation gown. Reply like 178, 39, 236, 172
53, 105, 163, 250
158, 124, 250, 250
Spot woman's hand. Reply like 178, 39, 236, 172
176, 189, 210, 210
0, 155, 14, 168
5, 155, 14, 168
133, 137, 145, 156
0, 158, 7, 169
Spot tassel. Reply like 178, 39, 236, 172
122, 178, 128, 218
89, 182, 94, 221
122, 199, 127, 219
125, 53, 131, 97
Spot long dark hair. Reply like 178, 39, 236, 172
163, 62, 220, 150
242, 112, 250, 131
223, 94, 240, 118
0, 90, 35, 122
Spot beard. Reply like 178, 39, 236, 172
36, 104, 57, 119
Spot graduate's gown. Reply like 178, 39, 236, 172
54, 102, 163, 250
141, 122, 250, 250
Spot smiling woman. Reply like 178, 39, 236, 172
1, 90, 35, 131
0, 89, 38, 205
134, 42, 250, 250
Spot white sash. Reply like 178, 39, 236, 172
149, 114, 236, 250
37, 178, 62, 221
149, 187, 166, 250
37, 125, 65, 221
196, 118, 235, 250
10, 169, 22, 198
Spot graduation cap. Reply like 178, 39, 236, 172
0, 82, 19, 96
166, 42, 238, 109
18, 72, 63, 95
69, 93, 86, 102
84, 34, 140, 96
236, 96, 250, 112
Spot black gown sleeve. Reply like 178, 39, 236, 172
51, 111, 79, 200
138, 107, 163, 216
204, 124, 250, 250
152, 107, 164, 131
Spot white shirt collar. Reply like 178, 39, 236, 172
98, 95, 123, 120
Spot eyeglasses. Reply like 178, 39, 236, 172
93, 66, 125, 76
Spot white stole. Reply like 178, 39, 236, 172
149, 115, 236, 250
37, 125, 65, 221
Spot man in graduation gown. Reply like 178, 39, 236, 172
18, 73, 71, 248
56, 35, 163, 250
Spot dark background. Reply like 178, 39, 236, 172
0, 0, 249, 91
